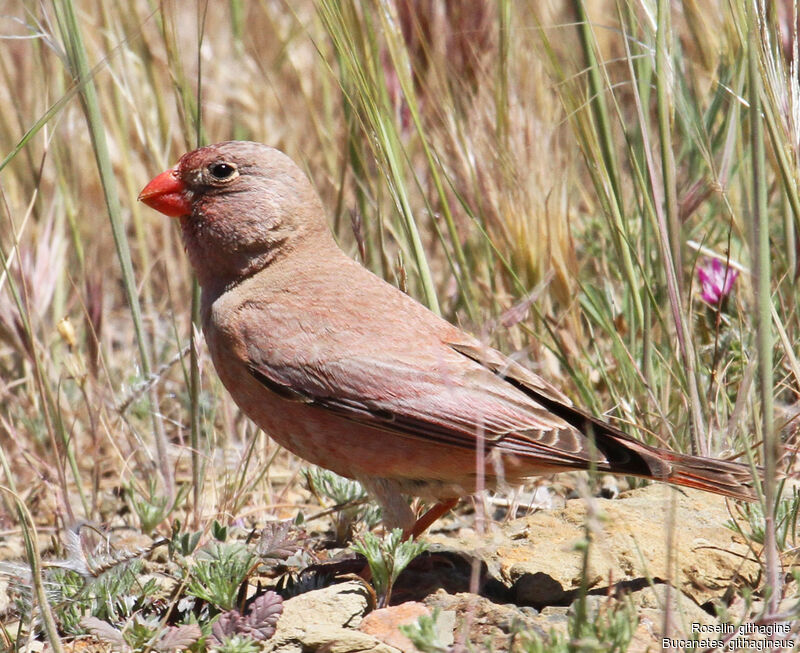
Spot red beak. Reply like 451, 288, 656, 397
138, 168, 192, 217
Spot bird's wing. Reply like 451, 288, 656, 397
243, 327, 642, 472
448, 340, 669, 475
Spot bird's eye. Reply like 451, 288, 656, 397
208, 162, 237, 180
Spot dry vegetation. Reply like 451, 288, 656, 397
0, 0, 799, 650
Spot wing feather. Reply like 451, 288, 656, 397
244, 332, 613, 471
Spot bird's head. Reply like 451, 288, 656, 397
139, 141, 331, 291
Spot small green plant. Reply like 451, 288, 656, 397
209, 591, 284, 651
306, 468, 381, 543
212, 519, 229, 542
125, 478, 189, 535
187, 542, 256, 611
2, 519, 295, 649
169, 519, 203, 557
351, 528, 428, 607
725, 489, 800, 552
399, 607, 450, 652
34, 561, 157, 636
211, 635, 261, 653
517, 596, 637, 653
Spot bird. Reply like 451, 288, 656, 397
139, 140, 756, 538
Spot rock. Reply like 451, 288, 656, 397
628, 583, 715, 632
431, 485, 759, 606
266, 580, 384, 652
537, 605, 570, 635
539, 605, 568, 619
359, 601, 455, 651
423, 589, 548, 651
264, 486, 757, 651
291, 625, 399, 652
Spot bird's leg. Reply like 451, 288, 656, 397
359, 477, 459, 539
403, 498, 459, 540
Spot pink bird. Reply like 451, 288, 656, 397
140, 141, 755, 538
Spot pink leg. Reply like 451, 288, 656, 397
403, 498, 459, 540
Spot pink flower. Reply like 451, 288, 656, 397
697, 258, 739, 304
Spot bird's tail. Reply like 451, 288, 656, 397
540, 396, 761, 502
658, 449, 758, 501
530, 389, 761, 502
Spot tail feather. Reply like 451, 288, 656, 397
530, 389, 760, 502
662, 451, 757, 501
537, 394, 760, 502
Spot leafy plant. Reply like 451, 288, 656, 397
256, 520, 305, 560
170, 519, 203, 557
187, 542, 256, 611
351, 528, 428, 607
80, 615, 201, 652
125, 479, 190, 536
725, 488, 800, 552
518, 596, 637, 653
212, 519, 229, 542
209, 591, 284, 648
24, 561, 158, 636
210, 636, 261, 653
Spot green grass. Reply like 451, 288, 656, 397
0, 0, 797, 649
